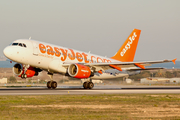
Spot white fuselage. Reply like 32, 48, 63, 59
4, 39, 133, 79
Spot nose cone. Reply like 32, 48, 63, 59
3, 46, 13, 59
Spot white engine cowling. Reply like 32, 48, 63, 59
68, 64, 93, 79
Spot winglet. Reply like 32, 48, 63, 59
172, 58, 177, 64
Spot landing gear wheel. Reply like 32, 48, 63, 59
83, 82, 88, 89
51, 81, 57, 89
21, 74, 27, 79
24, 74, 27, 78
47, 81, 51, 89
21, 74, 24, 78
88, 82, 94, 89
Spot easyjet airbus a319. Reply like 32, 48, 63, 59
3, 29, 176, 89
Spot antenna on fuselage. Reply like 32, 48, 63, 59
29, 37, 31, 40
88, 51, 91, 53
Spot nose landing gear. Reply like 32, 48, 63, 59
21, 65, 29, 79
21, 74, 27, 79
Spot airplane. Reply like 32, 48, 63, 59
3, 29, 176, 89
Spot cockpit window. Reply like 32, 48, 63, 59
23, 44, 27, 47
12, 43, 19, 46
19, 43, 22, 47
11, 42, 27, 48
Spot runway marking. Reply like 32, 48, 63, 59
13, 105, 118, 109
0, 89, 180, 95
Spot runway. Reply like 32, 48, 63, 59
0, 86, 180, 95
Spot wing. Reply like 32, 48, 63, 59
62, 59, 176, 71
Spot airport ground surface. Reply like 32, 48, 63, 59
0, 85, 180, 95
1, 85, 180, 119
1, 92, 180, 119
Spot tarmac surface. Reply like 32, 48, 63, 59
0, 85, 180, 95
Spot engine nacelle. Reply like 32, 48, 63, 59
13, 63, 39, 78
13, 64, 23, 76
68, 64, 93, 79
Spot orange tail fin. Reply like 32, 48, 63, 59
111, 29, 141, 62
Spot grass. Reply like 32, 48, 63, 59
0, 94, 180, 120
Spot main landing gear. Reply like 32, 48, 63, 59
47, 81, 57, 89
47, 72, 57, 89
83, 79, 94, 89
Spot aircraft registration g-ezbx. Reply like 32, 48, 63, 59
3, 29, 176, 89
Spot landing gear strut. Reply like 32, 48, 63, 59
83, 79, 94, 89
47, 72, 57, 89
21, 64, 30, 79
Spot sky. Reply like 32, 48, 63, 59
0, 0, 180, 61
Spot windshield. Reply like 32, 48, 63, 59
11, 43, 27, 48
12, 43, 19, 46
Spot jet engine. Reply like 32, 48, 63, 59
13, 63, 39, 78
68, 64, 93, 79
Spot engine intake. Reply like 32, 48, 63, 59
13, 63, 39, 78
13, 63, 23, 76
68, 64, 93, 79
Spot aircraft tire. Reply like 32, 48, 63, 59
21, 74, 24, 79
88, 82, 94, 89
24, 74, 27, 78
47, 81, 52, 89
83, 82, 88, 89
21, 74, 27, 79
51, 81, 57, 89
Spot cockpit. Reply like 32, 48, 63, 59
11, 43, 27, 48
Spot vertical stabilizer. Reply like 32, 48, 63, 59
111, 29, 141, 62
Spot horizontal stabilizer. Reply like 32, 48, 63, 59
172, 58, 177, 64
127, 67, 164, 71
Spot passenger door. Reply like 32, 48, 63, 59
32, 41, 39, 56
